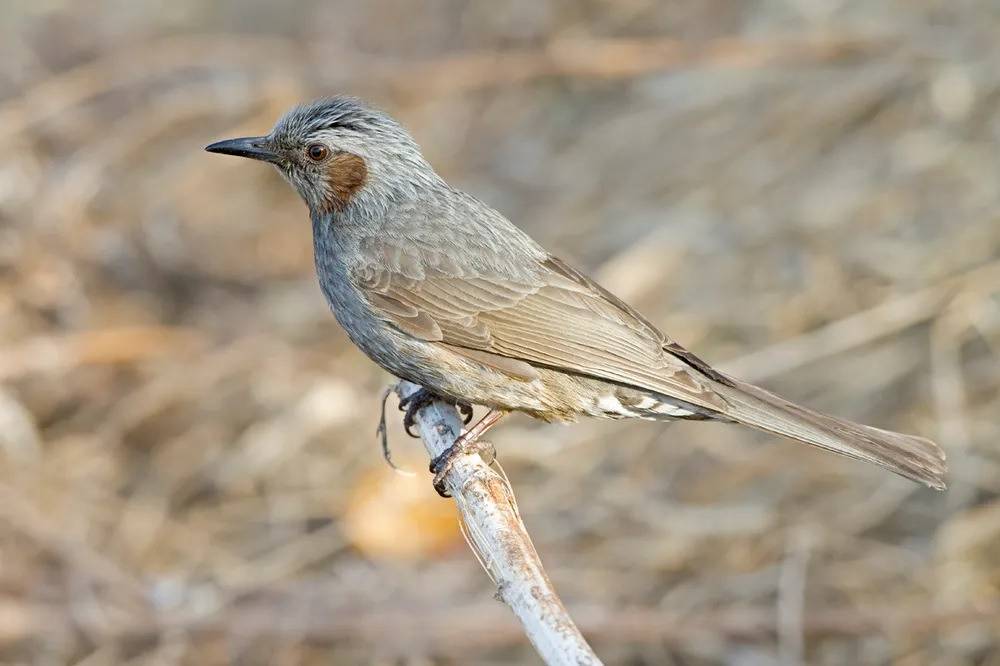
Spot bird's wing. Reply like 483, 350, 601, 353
354, 235, 947, 490
354, 237, 728, 412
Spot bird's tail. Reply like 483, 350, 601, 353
710, 377, 947, 490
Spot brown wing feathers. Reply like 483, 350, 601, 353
358, 240, 946, 490
544, 256, 733, 385
358, 248, 727, 412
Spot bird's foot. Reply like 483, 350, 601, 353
428, 409, 507, 497
398, 388, 436, 437
429, 434, 493, 498
398, 388, 473, 437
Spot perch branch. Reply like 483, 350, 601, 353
393, 380, 601, 666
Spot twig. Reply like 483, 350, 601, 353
392, 381, 601, 666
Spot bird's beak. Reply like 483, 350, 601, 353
204, 136, 279, 163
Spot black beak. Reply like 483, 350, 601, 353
204, 136, 279, 163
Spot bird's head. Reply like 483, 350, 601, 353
206, 96, 439, 215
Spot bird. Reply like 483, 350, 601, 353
206, 96, 946, 496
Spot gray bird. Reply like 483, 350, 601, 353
206, 96, 946, 495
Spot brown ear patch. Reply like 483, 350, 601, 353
325, 152, 368, 210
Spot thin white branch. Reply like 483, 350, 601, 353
394, 381, 602, 666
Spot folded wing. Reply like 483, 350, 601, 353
355, 236, 946, 490
354, 238, 727, 412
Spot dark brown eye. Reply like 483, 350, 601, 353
306, 144, 329, 161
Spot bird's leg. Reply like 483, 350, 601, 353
429, 409, 507, 497
398, 388, 474, 437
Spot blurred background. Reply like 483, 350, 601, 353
1, 1, 998, 664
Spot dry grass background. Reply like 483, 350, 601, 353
1, 1, 999, 664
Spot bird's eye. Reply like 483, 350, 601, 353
306, 144, 329, 161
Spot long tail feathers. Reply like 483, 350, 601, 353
711, 378, 947, 490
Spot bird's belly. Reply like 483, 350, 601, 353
356, 333, 711, 425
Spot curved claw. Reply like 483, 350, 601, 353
402, 403, 426, 437
400, 388, 437, 439
428, 435, 494, 498
458, 402, 474, 425
429, 444, 458, 497
433, 477, 452, 498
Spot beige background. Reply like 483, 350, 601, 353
1, 1, 998, 663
